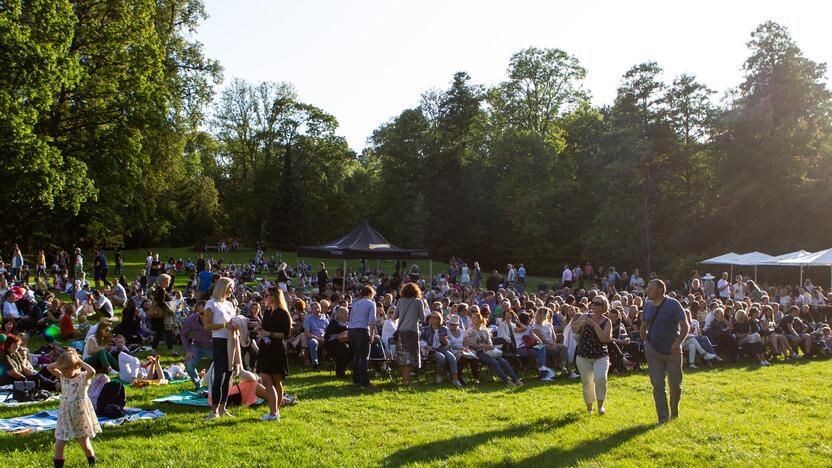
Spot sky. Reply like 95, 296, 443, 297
196, 0, 832, 151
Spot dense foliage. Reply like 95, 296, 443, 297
2, 7, 830, 278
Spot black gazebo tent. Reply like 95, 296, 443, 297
297, 221, 431, 291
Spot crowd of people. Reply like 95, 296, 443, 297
2, 245, 832, 465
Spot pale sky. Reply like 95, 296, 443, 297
197, 0, 832, 150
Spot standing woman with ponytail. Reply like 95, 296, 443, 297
256, 287, 292, 421
204, 277, 238, 420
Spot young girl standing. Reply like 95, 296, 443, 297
47, 349, 101, 467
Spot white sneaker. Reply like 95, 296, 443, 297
764, 360, 772, 366
435, 374, 443, 384
541, 375, 553, 382
260, 413, 280, 421
568, 372, 579, 379
689, 363, 698, 369
703, 353, 717, 360
759, 360, 767, 366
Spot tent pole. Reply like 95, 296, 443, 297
429, 259, 433, 288
800, 266, 804, 286
754, 266, 757, 282
343, 259, 347, 293
730, 265, 733, 279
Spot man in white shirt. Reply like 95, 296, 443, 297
717, 272, 730, 300
93, 290, 114, 319
630, 269, 645, 294
507, 264, 516, 286
109, 281, 128, 307
2, 292, 20, 320
562, 264, 573, 288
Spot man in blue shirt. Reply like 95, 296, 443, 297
517, 264, 526, 292
640, 279, 689, 424
347, 285, 377, 390
303, 302, 329, 369
198, 264, 216, 300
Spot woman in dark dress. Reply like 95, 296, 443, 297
255, 286, 292, 421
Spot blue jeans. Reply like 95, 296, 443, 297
308, 337, 322, 366
695, 336, 716, 354
432, 350, 458, 377
518, 345, 547, 369
477, 351, 518, 383
348, 328, 371, 387
185, 345, 213, 389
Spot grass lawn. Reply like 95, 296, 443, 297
2, 357, 831, 466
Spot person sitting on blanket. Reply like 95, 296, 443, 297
82, 322, 119, 373
0, 334, 38, 386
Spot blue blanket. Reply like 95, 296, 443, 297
0, 407, 165, 433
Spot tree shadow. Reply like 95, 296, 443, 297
515, 422, 655, 467
379, 413, 580, 467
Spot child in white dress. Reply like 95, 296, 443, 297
46, 349, 101, 467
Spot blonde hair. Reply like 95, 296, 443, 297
55, 349, 82, 375
735, 309, 747, 321
335, 306, 349, 321
212, 277, 234, 302
534, 307, 550, 324
157, 274, 172, 287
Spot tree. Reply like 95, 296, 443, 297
0, 0, 93, 246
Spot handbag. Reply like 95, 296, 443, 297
12, 381, 37, 402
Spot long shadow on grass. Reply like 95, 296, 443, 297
379, 413, 580, 467
515, 422, 654, 466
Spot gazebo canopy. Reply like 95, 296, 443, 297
759, 250, 812, 266
297, 221, 431, 260
700, 252, 741, 265
777, 248, 832, 266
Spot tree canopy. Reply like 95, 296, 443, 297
1, 9, 829, 280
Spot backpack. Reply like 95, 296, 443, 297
95, 381, 126, 418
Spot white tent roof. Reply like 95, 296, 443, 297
731, 251, 776, 266
701, 251, 775, 266
759, 250, 812, 266
778, 248, 832, 266
700, 252, 741, 265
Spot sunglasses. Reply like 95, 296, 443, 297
591, 300, 604, 306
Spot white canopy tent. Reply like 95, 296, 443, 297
777, 248, 832, 286
700, 252, 741, 277
700, 251, 775, 280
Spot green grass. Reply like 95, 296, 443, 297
2, 359, 832, 466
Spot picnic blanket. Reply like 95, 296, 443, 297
0, 407, 165, 434
153, 390, 298, 407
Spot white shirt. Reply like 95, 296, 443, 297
732, 283, 745, 301
3, 301, 20, 320
717, 279, 730, 298
507, 268, 516, 282
381, 319, 398, 344
562, 268, 573, 283
113, 283, 127, 301
207, 298, 236, 338
95, 296, 114, 318
630, 276, 645, 292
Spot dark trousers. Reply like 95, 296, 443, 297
151, 317, 173, 351
348, 328, 371, 386
212, 338, 232, 406
326, 340, 353, 377
711, 334, 738, 362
